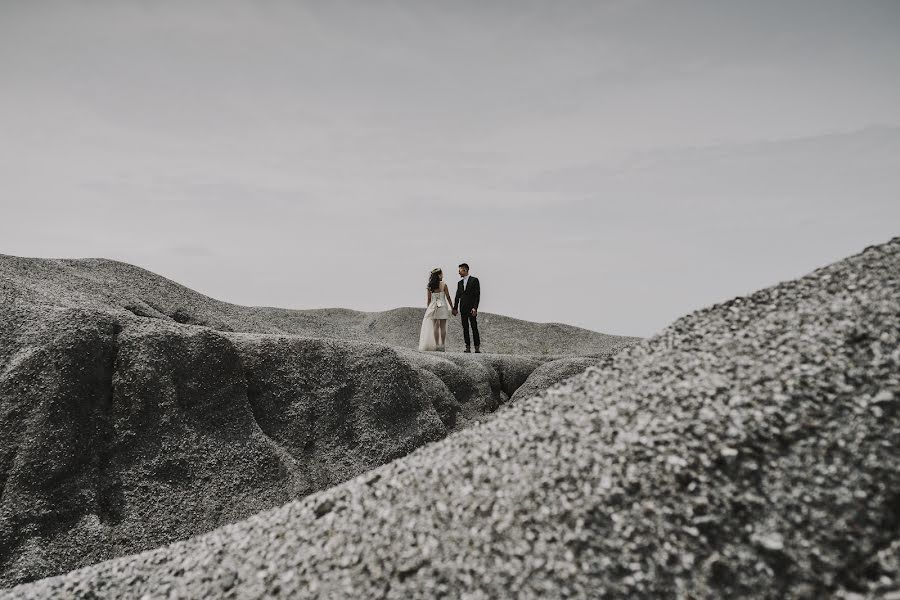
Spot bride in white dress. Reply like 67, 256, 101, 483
418, 268, 453, 352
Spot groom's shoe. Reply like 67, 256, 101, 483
474, 347, 481, 353
464, 347, 471, 353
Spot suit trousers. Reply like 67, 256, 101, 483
461, 309, 480, 349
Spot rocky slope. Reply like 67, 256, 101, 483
0, 255, 635, 586
4, 237, 897, 598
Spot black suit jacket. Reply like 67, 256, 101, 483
454, 276, 480, 311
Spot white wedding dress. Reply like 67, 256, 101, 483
418, 287, 452, 351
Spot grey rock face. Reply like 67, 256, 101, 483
509, 356, 610, 404
3, 237, 897, 598
0, 255, 634, 587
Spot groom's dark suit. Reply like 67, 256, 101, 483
454, 276, 481, 350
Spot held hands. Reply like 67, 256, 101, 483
452, 308, 458, 316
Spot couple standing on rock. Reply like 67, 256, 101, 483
418, 263, 481, 353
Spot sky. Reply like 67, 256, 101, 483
1, 0, 899, 337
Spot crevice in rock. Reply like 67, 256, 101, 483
170, 308, 192, 324
241, 349, 326, 498
122, 304, 159, 319
96, 322, 124, 526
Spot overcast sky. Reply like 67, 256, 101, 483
2, 1, 899, 337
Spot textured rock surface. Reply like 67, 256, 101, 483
0, 255, 634, 586
509, 356, 609, 404
5, 239, 897, 598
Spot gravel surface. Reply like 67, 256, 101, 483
5, 238, 897, 598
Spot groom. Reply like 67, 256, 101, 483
452, 263, 481, 353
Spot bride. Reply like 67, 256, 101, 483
418, 267, 453, 352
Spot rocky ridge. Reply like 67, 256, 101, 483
0, 255, 636, 355
4, 238, 897, 598
0, 255, 635, 586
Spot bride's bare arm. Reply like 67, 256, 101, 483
426, 289, 432, 306
448, 284, 458, 312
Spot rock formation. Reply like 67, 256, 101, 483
3, 237, 897, 598
0, 255, 635, 586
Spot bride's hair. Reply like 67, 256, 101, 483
427, 269, 442, 292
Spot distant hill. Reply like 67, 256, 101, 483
0, 255, 638, 355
